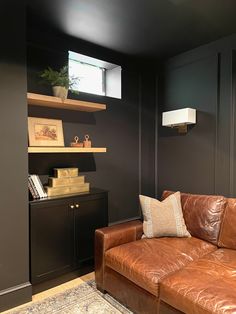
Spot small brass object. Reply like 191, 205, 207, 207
83, 134, 92, 148
71, 136, 84, 147
177, 124, 187, 134
171, 124, 188, 134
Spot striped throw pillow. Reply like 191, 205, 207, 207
139, 192, 190, 238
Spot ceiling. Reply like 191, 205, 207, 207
27, 0, 236, 60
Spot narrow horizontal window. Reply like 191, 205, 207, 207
69, 51, 105, 96
68, 51, 122, 99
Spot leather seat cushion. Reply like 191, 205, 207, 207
160, 249, 236, 314
105, 237, 216, 296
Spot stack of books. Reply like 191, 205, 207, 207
28, 174, 47, 199
45, 168, 90, 197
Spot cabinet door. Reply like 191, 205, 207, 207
74, 195, 108, 263
30, 200, 74, 284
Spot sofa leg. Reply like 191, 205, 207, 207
96, 285, 106, 294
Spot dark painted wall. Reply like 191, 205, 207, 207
0, 1, 31, 311
27, 29, 157, 223
158, 33, 236, 198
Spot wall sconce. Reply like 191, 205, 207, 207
162, 108, 196, 133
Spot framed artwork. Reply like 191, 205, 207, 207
28, 117, 65, 147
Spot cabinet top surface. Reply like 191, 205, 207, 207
29, 187, 108, 204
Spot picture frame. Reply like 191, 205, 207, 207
28, 117, 65, 147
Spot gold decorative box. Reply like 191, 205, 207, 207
54, 168, 79, 178
45, 183, 90, 197
48, 176, 85, 187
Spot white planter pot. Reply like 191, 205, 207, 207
52, 86, 68, 100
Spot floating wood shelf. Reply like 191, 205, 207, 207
28, 147, 107, 153
27, 93, 106, 112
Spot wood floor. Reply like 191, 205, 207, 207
3, 272, 95, 313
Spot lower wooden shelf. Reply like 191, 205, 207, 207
28, 147, 107, 153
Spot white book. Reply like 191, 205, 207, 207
29, 175, 40, 198
36, 175, 47, 197
28, 176, 39, 199
32, 175, 44, 198
34, 175, 47, 198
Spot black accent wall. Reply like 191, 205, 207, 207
2, 7, 236, 312
158, 33, 236, 198
27, 29, 157, 223
0, 1, 32, 312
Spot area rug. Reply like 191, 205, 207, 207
9, 280, 132, 314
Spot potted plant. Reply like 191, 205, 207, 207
39, 65, 79, 100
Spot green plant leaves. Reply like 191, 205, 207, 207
39, 65, 79, 90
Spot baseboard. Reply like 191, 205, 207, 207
109, 216, 142, 226
0, 282, 32, 312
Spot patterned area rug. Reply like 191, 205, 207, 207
9, 280, 132, 314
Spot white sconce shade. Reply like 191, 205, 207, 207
162, 108, 196, 133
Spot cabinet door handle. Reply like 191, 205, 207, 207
75, 204, 80, 208
70, 205, 75, 209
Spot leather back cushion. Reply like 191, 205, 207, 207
218, 198, 236, 249
162, 191, 226, 245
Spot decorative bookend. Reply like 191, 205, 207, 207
70, 136, 84, 147
83, 134, 92, 148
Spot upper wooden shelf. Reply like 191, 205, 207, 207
28, 147, 107, 153
27, 93, 106, 112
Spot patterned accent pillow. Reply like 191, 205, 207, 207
139, 192, 191, 238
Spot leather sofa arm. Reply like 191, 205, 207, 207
95, 220, 143, 291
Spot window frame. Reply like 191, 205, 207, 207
69, 54, 106, 96
68, 50, 122, 99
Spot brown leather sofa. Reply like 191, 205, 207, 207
95, 191, 236, 314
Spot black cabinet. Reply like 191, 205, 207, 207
30, 188, 108, 284
74, 196, 107, 263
